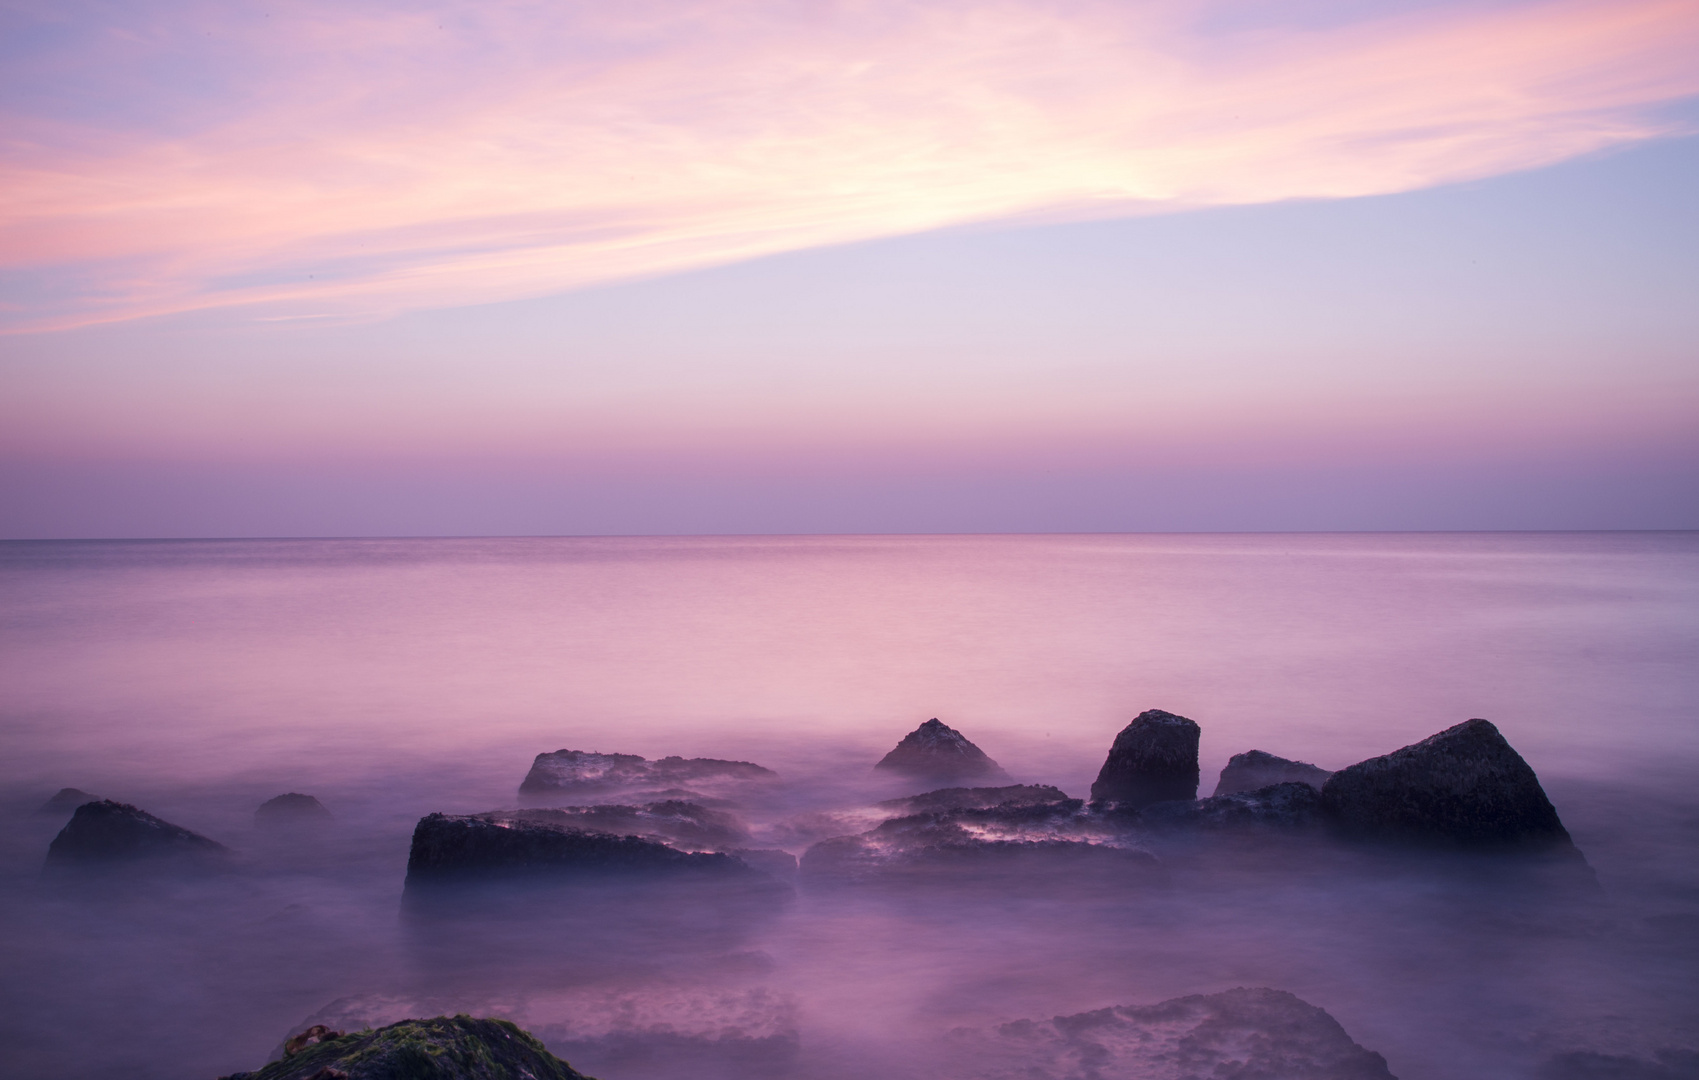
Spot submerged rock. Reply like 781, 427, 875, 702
874, 718, 1011, 785
45, 800, 229, 867
1320, 719, 1576, 850
255, 793, 333, 828
1214, 749, 1333, 795
968, 986, 1395, 1080
879, 784, 1069, 815
519, 749, 776, 795
36, 787, 98, 816
1140, 781, 1326, 830
1089, 709, 1201, 808
215, 1014, 592, 1080
403, 812, 761, 888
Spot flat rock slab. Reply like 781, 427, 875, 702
966, 987, 1396, 1080
519, 750, 775, 796
878, 784, 1070, 814
472, 801, 752, 851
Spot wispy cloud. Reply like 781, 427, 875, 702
4, 0, 1696, 331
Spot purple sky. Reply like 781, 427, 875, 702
2, 0, 1696, 536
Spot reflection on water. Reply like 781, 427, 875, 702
0, 534, 1696, 1079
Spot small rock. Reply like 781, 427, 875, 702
1214, 749, 1333, 795
256, 793, 333, 829
874, 719, 1011, 785
45, 800, 229, 867
36, 788, 99, 816
1320, 718, 1576, 850
1089, 709, 1201, 808
214, 1015, 591, 1080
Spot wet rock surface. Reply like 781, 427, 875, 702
878, 783, 1069, 815
471, 801, 752, 852
36, 787, 98, 815
404, 812, 760, 887
874, 718, 1012, 785
1321, 719, 1576, 850
1215, 749, 1334, 795
1090, 709, 1201, 808
215, 1014, 593, 1080
966, 987, 1396, 1080
45, 799, 230, 867
255, 793, 333, 828
519, 750, 776, 796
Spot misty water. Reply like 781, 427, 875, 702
2, 533, 1696, 1079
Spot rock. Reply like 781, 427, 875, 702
519, 749, 776, 795
965, 986, 1395, 1079
1320, 718, 1575, 850
45, 800, 229, 867
1214, 749, 1333, 795
469, 801, 751, 851
255, 793, 333, 828
1139, 781, 1325, 830
215, 1014, 592, 1080
873, 719, 1011, 785
36, 787, 98, 816
878, 784, 1070, 815
1089, 709, 1201, 808
403, 811, 763, 889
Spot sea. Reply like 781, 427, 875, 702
1, 533, 1696, 1079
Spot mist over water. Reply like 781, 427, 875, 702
1, 534, 1696, 1079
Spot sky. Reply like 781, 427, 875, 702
2, 0, 1697, 537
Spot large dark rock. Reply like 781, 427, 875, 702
1089, 709, 1201, 808
1214, 749, 1333, 795
215, 1014, 593, 1080
1320, 718, 1575, 850
36, 787, 98, 816
964, 986, 1395, 1079
519, 749, 776, 795
878, 784, 1070, 815
45, 800, 229, 867
404, 812, 760, 888
873, 718, 1011, 785
255, 793, 333, 829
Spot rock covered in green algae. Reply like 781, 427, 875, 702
217, 1015, 594, 1080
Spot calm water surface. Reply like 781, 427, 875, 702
1, 534, 1696, 1079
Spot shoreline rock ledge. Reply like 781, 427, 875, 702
1320, 718, 1576, 850
875, 719, 1012, 785
1090, 709, 1201, 809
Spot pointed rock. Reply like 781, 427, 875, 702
46, 800, 229, 867
37, 787, 98, 816
1214, 750, 1332, 796
1090, 709, 1201, 808
1320, 718, 1575, 850
874, 719, 1011, 784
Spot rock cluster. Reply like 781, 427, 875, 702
874, 718, 1011, 785
1090, 709, 1201, 808
1320, 718, 1575, 850
46, 800, 229, 867
215, 1015, 592, 1080
519, 749, 776, 795
1214, 750, 1332, 795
